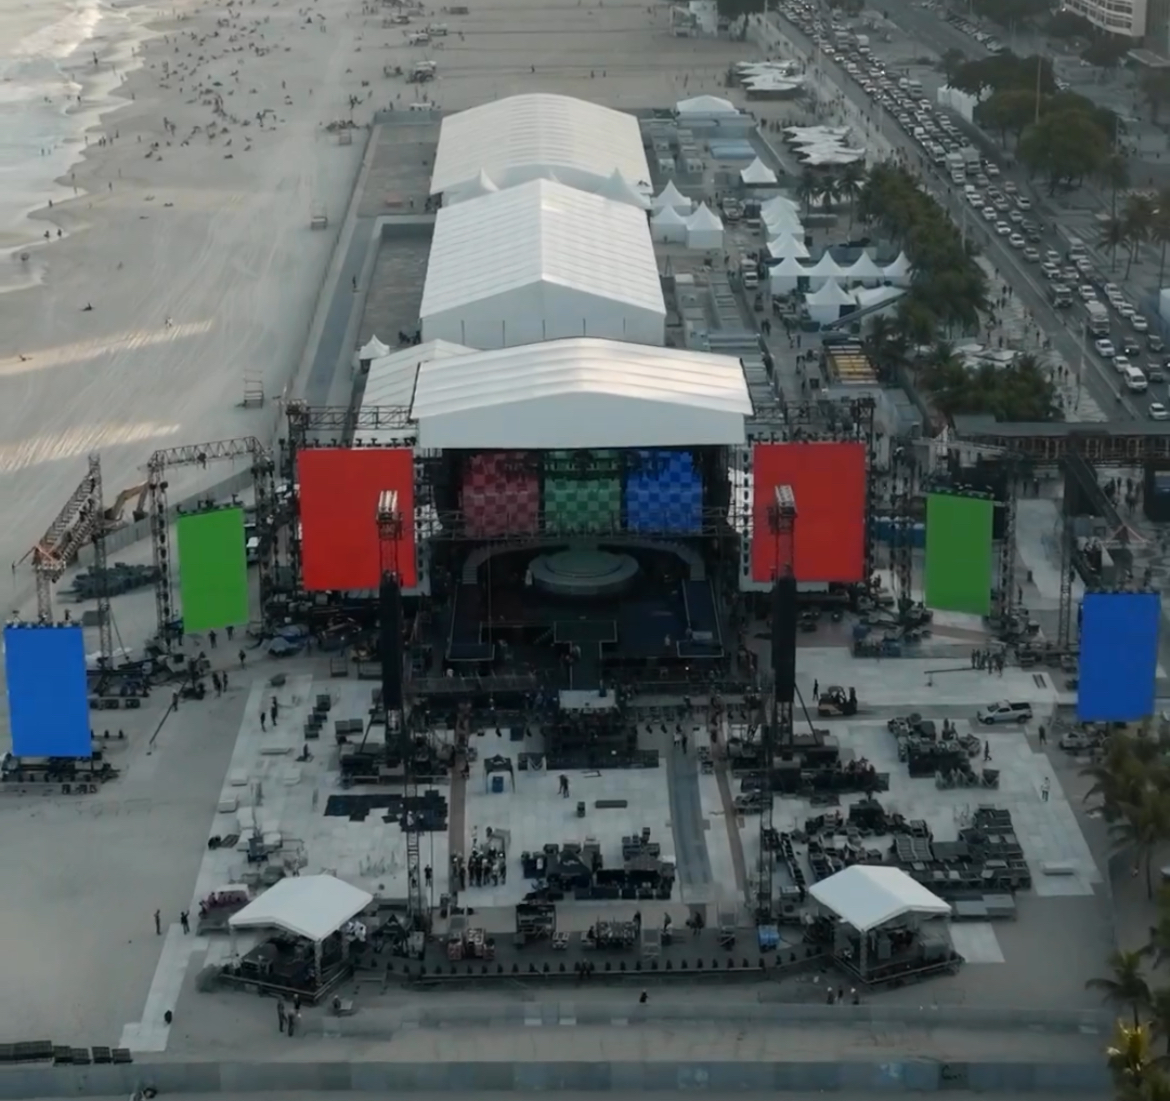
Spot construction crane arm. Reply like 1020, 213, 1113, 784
21, 457, 101, 574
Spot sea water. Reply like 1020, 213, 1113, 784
0, 0, 155, 271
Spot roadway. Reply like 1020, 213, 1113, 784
766, 3, 1159, 424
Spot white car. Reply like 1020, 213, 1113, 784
1095, 338, 1116, 357
1045, 249, 1060, 264
1080, 284, 1097, 301
1016, 196, 1032, 210
982, 206, 997, 221
1119, 302, 1136, 319
1023, 247, 1040, 262
977, 701, 1032, 724
1133, 315, 1150, 332
1113, 355, 1132, 373
996, 221, 1012, 236
986, 163, 1001, 177
1009, 233, 1026, 249
1151, 402, 1170, 421
1104, 282, 1121, 297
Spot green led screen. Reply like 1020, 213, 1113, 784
924, 493, 994, 616
543, 450, 621, 533
176, 507, 249, 632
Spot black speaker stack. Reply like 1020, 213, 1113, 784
380, 573, 403, 713
771, 577, 797, 704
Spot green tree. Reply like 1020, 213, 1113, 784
835, 161, 865, 226
1018, 109, 1111, 193
1087, 950, 1152, 1028
1107, 1020, 1160, 1093
1048, 9, 1094, 37
1152, 191, 1170, 286
796, 168, 819, 215
940, 48, 967, 84
1081, 34, 1129, 69
975, 88, 1040, 146
1113, 787, 1170, 899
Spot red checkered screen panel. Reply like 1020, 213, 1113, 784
461, 452, 540, 538
751, 441, 866, 583
298, 448, 417, 589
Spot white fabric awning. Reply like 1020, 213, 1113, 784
810, 867, 950, 932
358, 335, 390, 361
767, 234, 809, 259
740, 157, 778, 185
229, 875, 373, 943
807, 279, 854, 306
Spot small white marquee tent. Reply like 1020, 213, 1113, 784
883, 252, 912, 285
652, 180, 693, 214
767, 234, 809, 260
845, 253, 884, 284
676, 95, 738, 118
740, 157, 778, 185
358, 335, 390, 363
685, 202, 724, 250
806, 278, 855, 324
769, 253, 809, 294
650, 204, 688, 243
599, 168, 651, 209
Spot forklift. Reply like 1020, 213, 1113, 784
816, 685, 858, 717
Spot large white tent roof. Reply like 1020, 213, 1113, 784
741, 157, 778, 185
412, 337, 751, 450
807, 279, 855, 307
676, 94, 738, 117
810, 866, 950, 933
652, 179, 692, 213
229, 875, 373, 943
364, 340, 473, 408
420, 178, 664, 321
767, 234, 809, 259
430, 94, 650, 197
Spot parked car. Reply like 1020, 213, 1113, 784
977, 701, 1034, 725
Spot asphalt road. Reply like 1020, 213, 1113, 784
769, 3, 1158, 423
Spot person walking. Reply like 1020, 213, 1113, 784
180, 910, 190, 934
154, 909, 161, 935
277, 999, 287, 1034
208, 629, 217, 648
271, 696, 280, 724
238, 648, 247, 668
1041, 777, 1051, 802
260, 709, 267, 731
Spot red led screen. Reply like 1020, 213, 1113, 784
462, 452, 540, 538
298, 448, 417, 590
751, 442, 866, 583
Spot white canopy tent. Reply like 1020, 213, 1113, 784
805, 278, 855, 324
845, 252, 884, 284
676, 94, 738, 118
685, 202, 724, 250
740, 157, 778, 186
768, 253, 809, 294
650, 204, 688, 243
230, 875, 373, 943
652, 180, 693, 214
761, 195, 800, 221
357, 335, 390, 363
767, 234, 809, 260
810, 866, 951, 933
884, 252, 912, 285
599, 167, 651, 210
805, 250, 846, 289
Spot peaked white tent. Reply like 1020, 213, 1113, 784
810, 866, 950, 933
806, 278, 855, 324
740, 157, 778, 186
652, 180, 692, 214
884, 252, 912, 285
358, 335, 390, 363
769, 253, 809, 294
676, 94, 738, 118
806, 251, 846, 289
446, 168, 500, 204
599, 167, 651, 209
767, 233, 809, 260
650, 203, 687, 243
845, 253, 883, 284
761, 196, 800, 221
685, 202, 724, 250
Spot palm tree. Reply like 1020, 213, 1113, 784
796, 169, 819, 215
1109, 1020, 1159, 1091
1124, 194, 1157, 278
1113, 789, 1170, 900
1087, 949, 1151, 1027
1098, 151, 1131, 222
1147, 988, 1170, 1058
836, 162, 865, 227
1100, 216, 1127, 272
1144, 890, 1170, 971
819, 176, 839, 216
1153, 190, 1170, 286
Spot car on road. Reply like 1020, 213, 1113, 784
1022, 246, 1040, 262
977, 701, 1033, 725
1009, 233, 1025, 248
985, 163, 1001, 177
982, 206, 997, 221
1133, 315, 1150, 332
1150, 335, 1165, 353
1119, 301, 1136, 319
975, 173, 990, 187
1151, 402, 1170, 421
1016, 196, 1032, 211
1095, 338, 1116, 357
1045, 249, 1060, 264
1122, 337, 1141, 356
1113, 355, 1132, 373
1008, 209, 1023, 224
996, 221, 1012, 236
1149, 363, 1166, 382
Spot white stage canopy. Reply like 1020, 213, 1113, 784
650, 204, 688, 243
230, 875, 373, 943
767, 234, 809, 260
845, 253, 883, 282
599, 167, 651, 209
685, 202, 724, 250
412, 337, 752, 450
884, 252, 912, 283
810, 867, 950, 933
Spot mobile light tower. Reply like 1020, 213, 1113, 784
376, 490, 427, 930
758, 484, 796, 923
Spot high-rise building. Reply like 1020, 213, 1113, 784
1065, 0, 1147, 37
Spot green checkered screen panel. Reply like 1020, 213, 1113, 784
543, 451, 621, 533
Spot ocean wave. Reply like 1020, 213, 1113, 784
6, 0, 104, 63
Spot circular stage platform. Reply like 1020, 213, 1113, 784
528, 548, 639, 599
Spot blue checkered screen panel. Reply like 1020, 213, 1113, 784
625, 449, 702, 533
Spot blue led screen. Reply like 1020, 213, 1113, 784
4, 625, 91, 757
1077, 591, 1161, 722
625, 450, 702, 533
